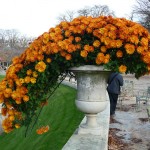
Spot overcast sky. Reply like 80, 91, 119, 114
0, 0, 136, 37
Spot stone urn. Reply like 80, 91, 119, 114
69, 65, 111, 135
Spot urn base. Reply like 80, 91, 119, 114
77, 114, 102, 135
77, 125, 101, 135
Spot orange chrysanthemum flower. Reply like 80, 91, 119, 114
35, 61, 47, 73
4, 88, 12, 98
129, 35, 139, 45
65, 30, 71, 37
8, 109, 14, 115
36, 125, 49, 135
30, 77, 36, 84
19, 78, 24, 84
116, 50, 123, 58
24, 76, 31, 84
75, 37, 81, 42
96, 53, 105, 64
26, 69, 32, 76
100, 46, 107, 53
9, 115, 15, 121
2, 118, 13, 133
80, 50, 88, 58
86, 27, 93, 33
140, 37, 148, 46
46, 58, 52, 63
23, 95, 29, 102
119, 65, 127, 73
104, 58, 109, 64
15, 124, 21, 129
137, 46, 144, 54
32, 71, 38, 78
15, 98, 22, 104
115, 40, 123, 48
125, 44, 135, 54
65, 54, 72, 60
15, 79, 22, 87
93, 40, 101, 47
1, 108, 7, 116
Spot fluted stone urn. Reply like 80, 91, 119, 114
69, 65, 111, 135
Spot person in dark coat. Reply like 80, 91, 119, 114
107, 72, 123, 116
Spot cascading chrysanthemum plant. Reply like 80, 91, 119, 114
0, 15, 150, 134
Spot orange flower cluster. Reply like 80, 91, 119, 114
119, 65, 127, 73
0, 15, 149, 133
35, 61, 47, 72
11, 16, 150, 74
1, 108, 22, 133
36, 125, 49, 135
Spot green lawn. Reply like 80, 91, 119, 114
0, 75, 5, 81
0, 84, 84, 150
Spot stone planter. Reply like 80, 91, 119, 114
69, 65, 111, 135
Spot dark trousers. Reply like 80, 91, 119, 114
108, 92, 118, 115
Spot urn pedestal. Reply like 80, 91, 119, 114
69, 65, 111, 135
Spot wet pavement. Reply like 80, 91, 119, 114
110, 103, 150, 150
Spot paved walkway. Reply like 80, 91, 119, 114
110, 103, 150, 150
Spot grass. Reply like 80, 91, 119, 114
0, 84, 84, 150
0, 75, 5, 81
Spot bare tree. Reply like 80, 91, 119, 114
57, 11, 75, 22
78, 5, 115, 17
0, 29, 7, 49
77, 7, 91, 17
5, 29, 20, 50
0, 29, 21, 50
16, 35, 34, 51
128, 12, 135, 21
0, 29, 34, 51
0, 29, 34, 62
132, 0, 150, 31
57, 4, 115, 22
